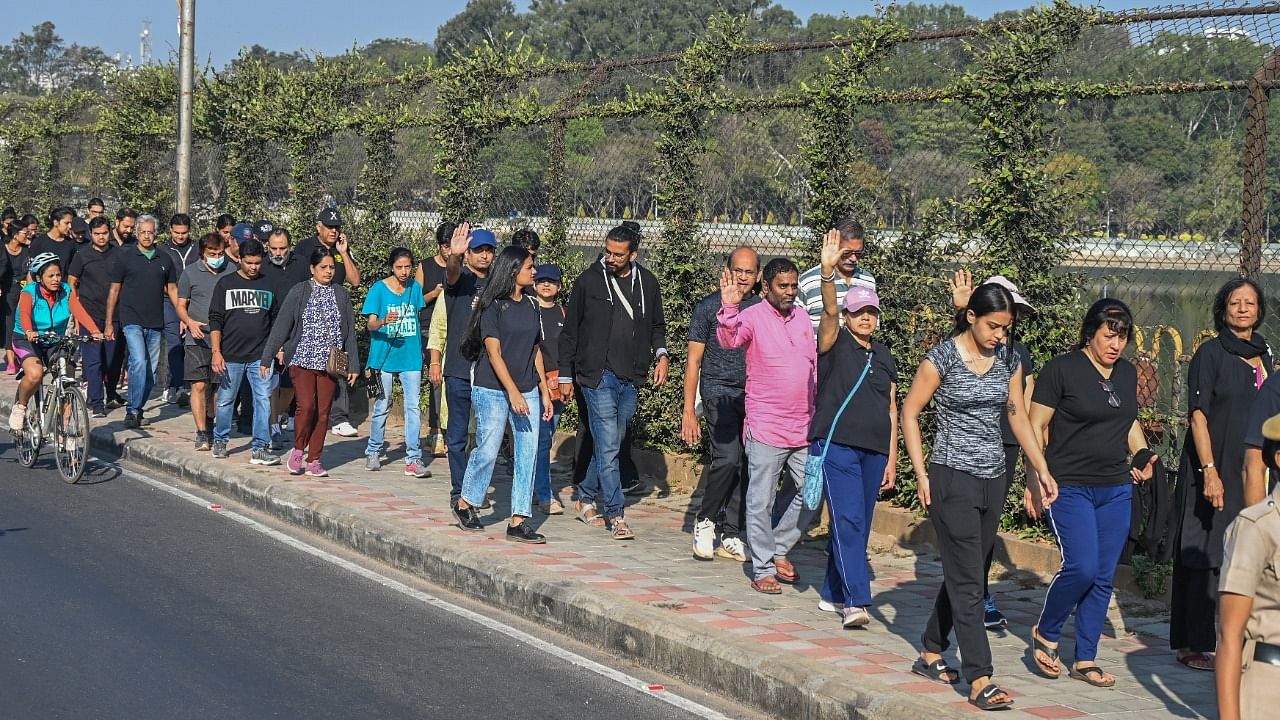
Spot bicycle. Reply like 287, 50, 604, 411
12, 332, 95, 483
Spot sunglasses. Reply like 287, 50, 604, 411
1100, 379, 1120, 408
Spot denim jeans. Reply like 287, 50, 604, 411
578, 370, 638, 520
214, 361, 273, 449
534, 400, 564, 503
366, 370, 423, 463
121, 325, 162, 415
461, 386, 539, 518
444, 376, 473, 502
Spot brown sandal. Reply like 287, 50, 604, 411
774, 556, 798, 583
751, 575, 783, 594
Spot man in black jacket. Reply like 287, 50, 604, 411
559, 223, 668, 539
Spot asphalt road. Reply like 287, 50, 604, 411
0, 454, 726, 720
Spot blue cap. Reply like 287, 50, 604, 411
230, 222, 255, 243
533, 264, 562, 283
468, 228, 497, 250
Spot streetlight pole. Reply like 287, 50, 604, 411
176, 0, 196, 213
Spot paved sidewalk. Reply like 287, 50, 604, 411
6, 378, 1212, 720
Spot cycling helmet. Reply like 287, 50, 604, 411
29, 252, 61, 278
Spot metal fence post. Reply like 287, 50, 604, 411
176, 0, 196, 214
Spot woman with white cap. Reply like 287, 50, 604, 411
811, 229, 898, 628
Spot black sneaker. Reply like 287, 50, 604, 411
621, 479, 647, 496
176, 390, 190, 408
506, 523, 546, 544
193, 431, 211, 451
90, 404, 107, 418
211, 441, 229, 458
124, 413, 141, 429
106, 393, 124, 409
453, 503, 484, 531
983, 595, 1008, 630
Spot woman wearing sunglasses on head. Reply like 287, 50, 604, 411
1027, 298, 1158, 689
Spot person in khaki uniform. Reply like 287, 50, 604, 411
1218, 414, 1280, 720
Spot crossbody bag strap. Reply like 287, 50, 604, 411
818, 351, 875, 453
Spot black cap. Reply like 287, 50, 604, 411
70, 217, 89, 236
316, 208, 342, 227
533, 264, 563, 283
253, 219, 275, 241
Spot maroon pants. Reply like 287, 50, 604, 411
290, 366, 336, 462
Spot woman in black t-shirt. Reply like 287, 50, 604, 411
809, 231, 897, 630
2, 215, 37, 373
1028, 299, 1157, 688
453, 246, 554, 543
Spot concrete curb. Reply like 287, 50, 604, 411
39, 407, 967, 720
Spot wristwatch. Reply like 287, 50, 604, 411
1201, 462, 1215, 471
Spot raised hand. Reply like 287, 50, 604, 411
947, 269, 974, 310
719, 267, 745, 306
820, 228, 842, 274
449, 222, 472, 258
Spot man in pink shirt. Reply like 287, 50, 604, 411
717, 257, 818, 594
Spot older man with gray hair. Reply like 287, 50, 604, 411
105, 214, 181, 428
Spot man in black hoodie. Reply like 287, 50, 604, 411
559, 223, 668, 539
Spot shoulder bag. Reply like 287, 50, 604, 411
803, 351, 874, 510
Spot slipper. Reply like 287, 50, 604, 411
774, 556, 798, 583
1175, 652, 1214, 671
911, 657, 960, 685
1030, 625, 1061, 678
751, 576, 783, 595
1069, 664, 1116, 688
575, 502, 604, 527
969, 683, 1013, 711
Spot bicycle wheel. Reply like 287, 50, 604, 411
54, 386, 91, 483
15, 386, 40, 468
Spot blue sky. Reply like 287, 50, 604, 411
17, 1, 1129, 68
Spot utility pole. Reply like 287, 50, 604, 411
176, 0, 196, 213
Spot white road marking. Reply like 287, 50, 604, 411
117, 464, 734, 720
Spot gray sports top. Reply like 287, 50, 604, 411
926, 338, 1012, 479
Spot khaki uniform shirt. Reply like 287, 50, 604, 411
1220, 486, 1280, 717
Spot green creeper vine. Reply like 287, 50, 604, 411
98, 65, 177, 217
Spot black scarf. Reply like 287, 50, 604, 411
1218, 329, 1271, 364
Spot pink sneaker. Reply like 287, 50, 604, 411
286, 449, 304, 475
304, 460, 328, 477
404, 463, 431, 478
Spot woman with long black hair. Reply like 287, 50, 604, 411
1028, 299, 1158, 688
1170, 278, 1271, 670
453, 246, 554, 543
902, 283, 1057, 711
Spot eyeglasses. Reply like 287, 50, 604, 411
1099, 379, 1120, 408
728, 267, 757, 277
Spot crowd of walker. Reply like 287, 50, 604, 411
1, 202, 1279, 715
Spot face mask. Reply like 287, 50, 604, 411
269, 254, 287, 267
206, 255, 226, 270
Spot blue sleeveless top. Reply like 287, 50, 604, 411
13, 282, 74, 335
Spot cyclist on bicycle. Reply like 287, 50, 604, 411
9, 252, 103, 431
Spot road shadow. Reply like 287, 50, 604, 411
0, 527, 30, 537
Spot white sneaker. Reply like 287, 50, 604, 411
716, 535, 748, 562
817, 599, 843, 614
9, 404, 26, 431
841, 606, 871, 628
693, 518, 715, 561
330, 422, 358, 437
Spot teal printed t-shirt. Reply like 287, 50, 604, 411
362, 278, 426, 373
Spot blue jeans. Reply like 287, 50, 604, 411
121, 325, 162, 415
1038, 483, 1133, 662
818, 442, 888, 608
214, 361, 274, 449
444, 376, 472, 502
534, 400, 564, 503
163, 302, 184, 391
461, 386, 539, 518
366, 370, 423, 463
80, 324, 119, 407
578, 370, 637, 520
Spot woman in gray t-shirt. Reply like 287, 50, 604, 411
900, 283, 1057, 711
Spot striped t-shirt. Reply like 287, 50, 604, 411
926, 338, 1012, 479
797, 264, 877, 333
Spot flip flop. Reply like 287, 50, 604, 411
774, 556, 798, 583
1069, 664, 1116, 688
969, 683, 1013, 711
1175, 652, 1214, 671
911, 657, 960, 685
1030, 625, 1061, 679
751, 576, 783, 594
